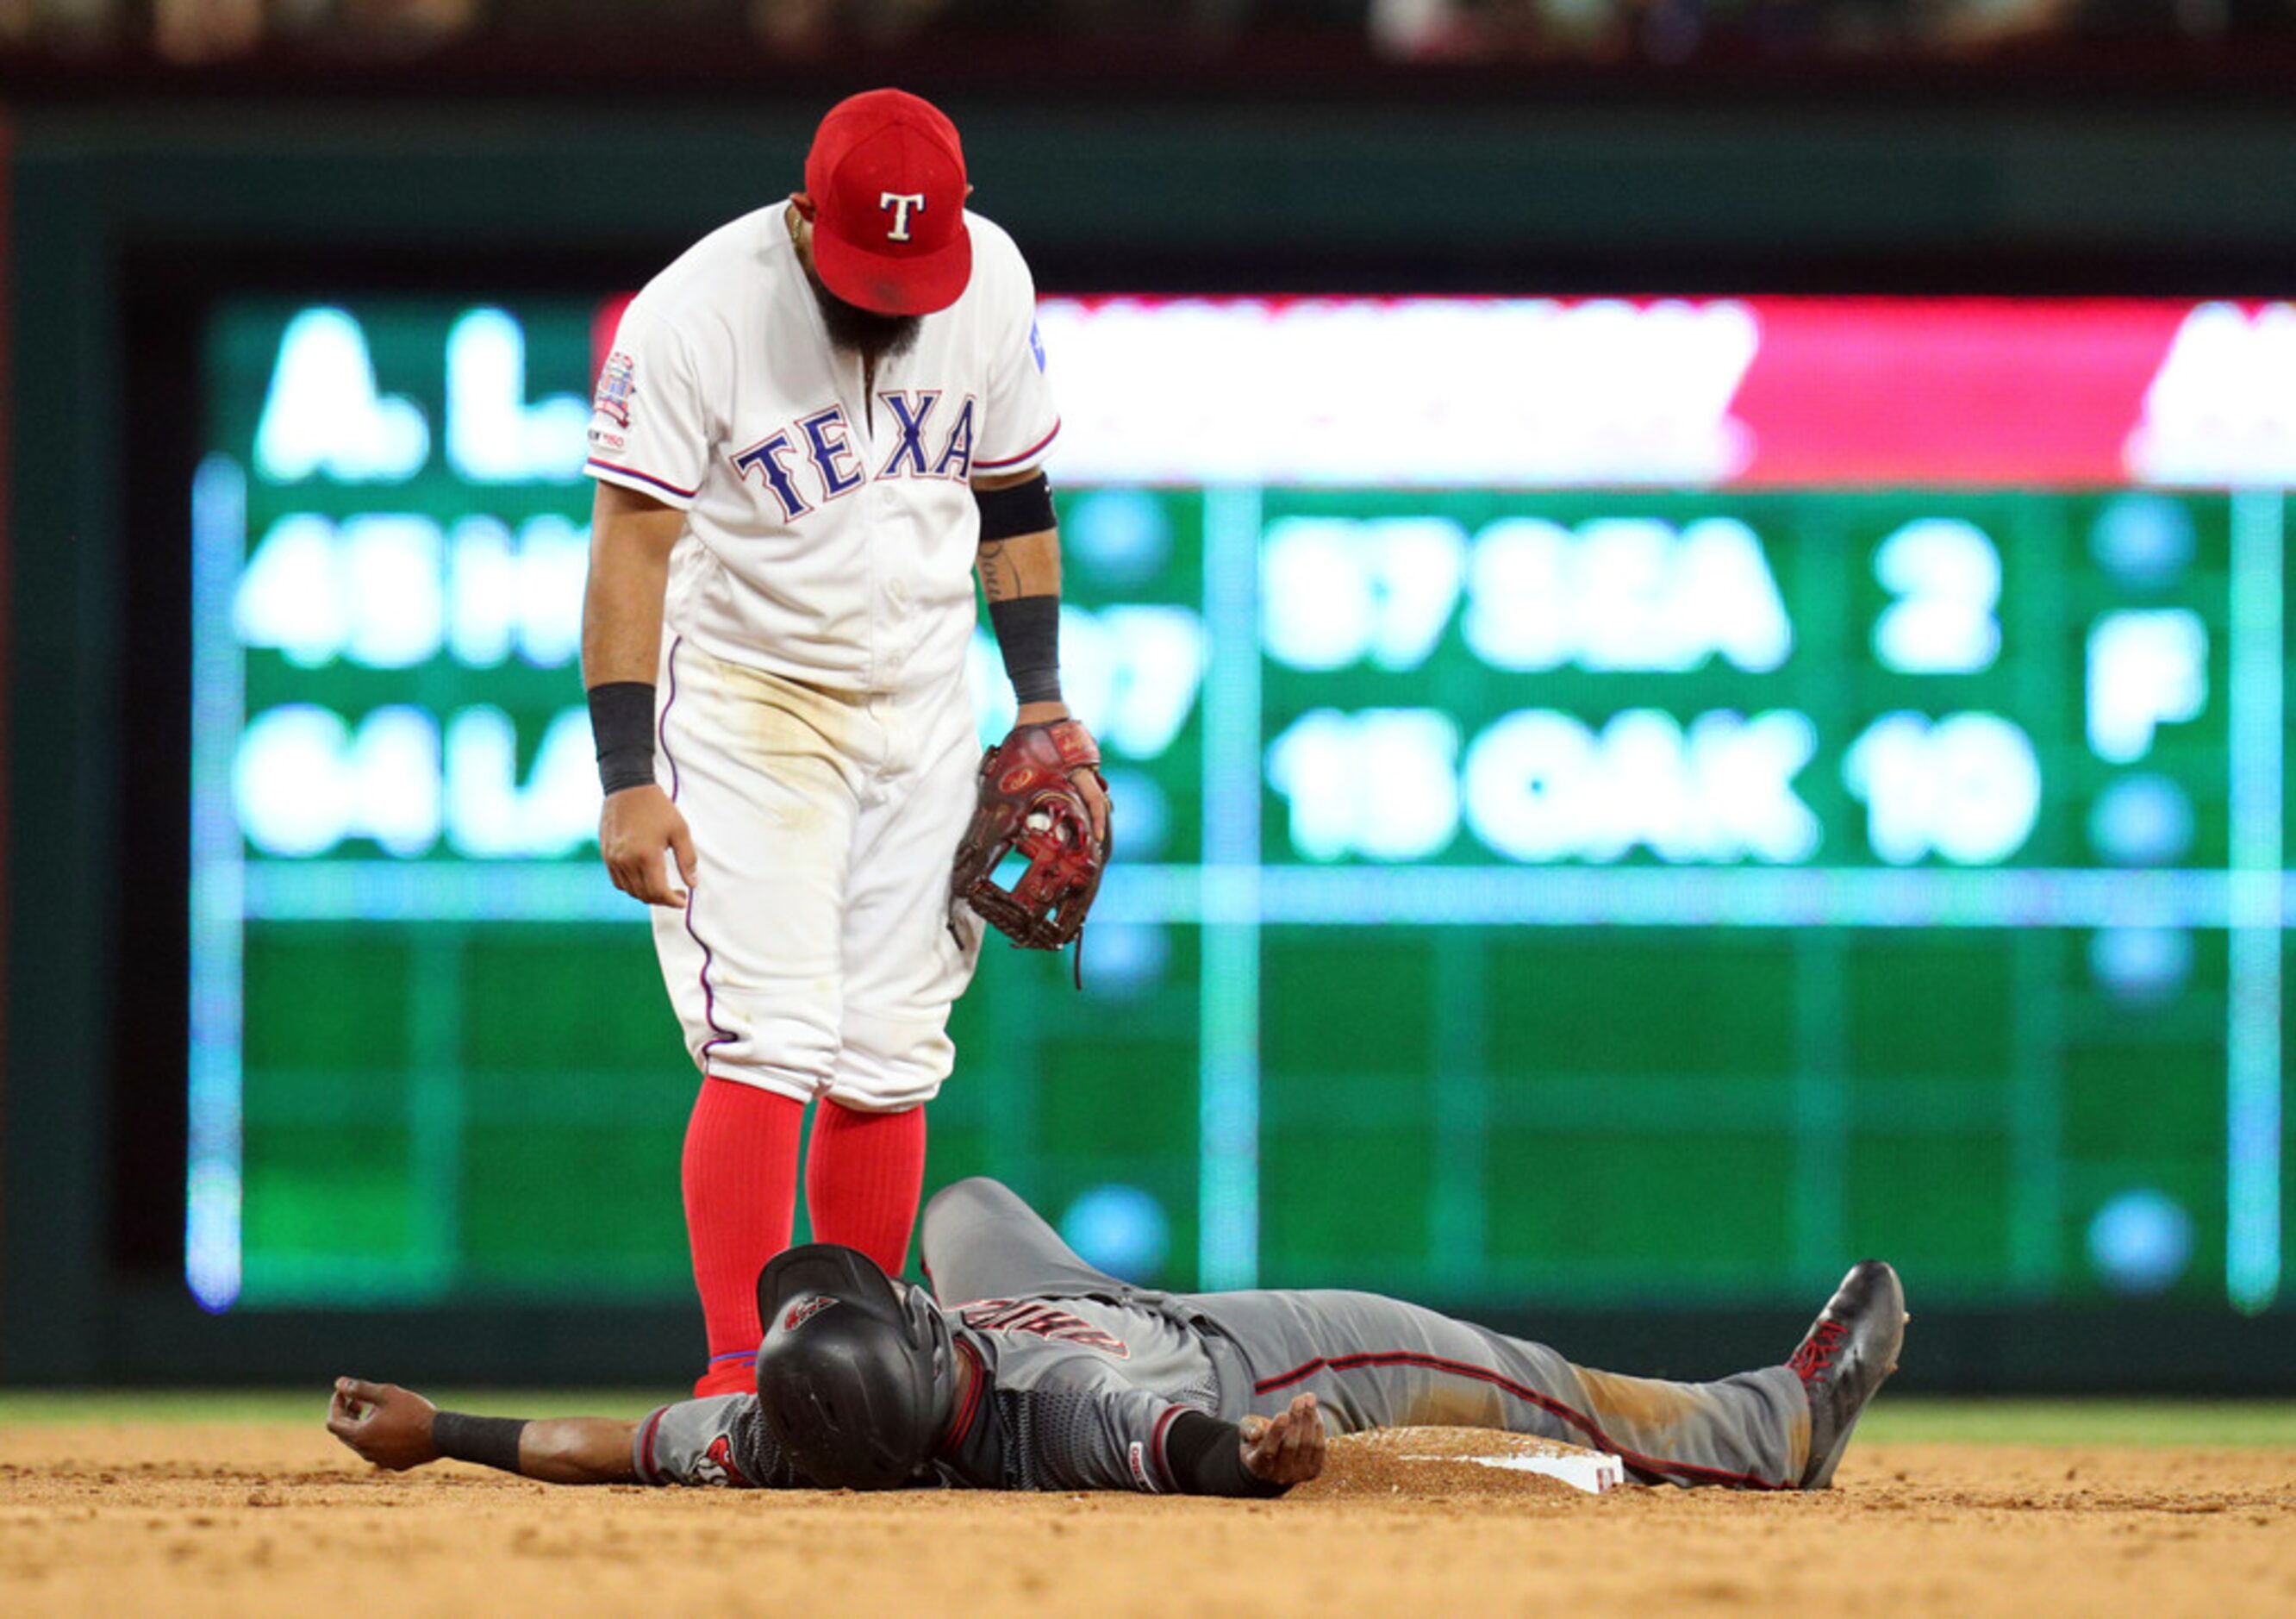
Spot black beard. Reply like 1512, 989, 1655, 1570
811, 275, 923, 362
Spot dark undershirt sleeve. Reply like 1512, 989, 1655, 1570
1162, 1410, 1291, 1498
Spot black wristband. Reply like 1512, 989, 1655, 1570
987, 595, 1062, 706
1162, 1410, 1290, 1497
587, 681, 657, 796
975, 471, 1056, 541
431, 1411, 529, 1474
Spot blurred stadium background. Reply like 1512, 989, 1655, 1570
4, 0, 2296, 1397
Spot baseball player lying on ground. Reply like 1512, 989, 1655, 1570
328, 1178, 1906, 1497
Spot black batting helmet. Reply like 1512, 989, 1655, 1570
753, 1243, 957, 1491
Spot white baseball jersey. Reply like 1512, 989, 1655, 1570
584, 203, 1061, 697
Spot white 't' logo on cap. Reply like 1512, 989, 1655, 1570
880, 192, 927, 242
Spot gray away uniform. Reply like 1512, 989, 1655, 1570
634, 1178, 1812, 1493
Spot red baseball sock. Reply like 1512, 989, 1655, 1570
682, 1076, 805, 1397
804, 1101, 927, 1278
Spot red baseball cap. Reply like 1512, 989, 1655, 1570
803, 89, 972, 317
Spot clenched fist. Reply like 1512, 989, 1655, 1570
327, 1378, 440, 1472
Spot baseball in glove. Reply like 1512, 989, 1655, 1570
951, 718, 1110, 961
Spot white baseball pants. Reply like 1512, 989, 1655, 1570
651, 635, 984, 1110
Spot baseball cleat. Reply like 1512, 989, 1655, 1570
1788, 1260, 1906, 1490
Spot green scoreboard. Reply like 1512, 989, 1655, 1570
190, 293, 2293, 1317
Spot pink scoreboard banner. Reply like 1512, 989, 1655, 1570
1723, 299, 2274, 489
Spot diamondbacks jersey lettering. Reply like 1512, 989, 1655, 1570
959, 1298, 1131, 1357
943, 1295, 1224, 1491
583, 203, 1058, 697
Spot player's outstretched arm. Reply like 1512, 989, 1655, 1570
327, 1378, 639, 1485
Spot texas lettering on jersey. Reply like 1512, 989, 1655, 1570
731, 391, 978, 522
959, 1299, 1132, 1359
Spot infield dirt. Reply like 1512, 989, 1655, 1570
3, 1421, 2292, 1616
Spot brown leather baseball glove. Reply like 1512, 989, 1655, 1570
951, 718, 1110, 956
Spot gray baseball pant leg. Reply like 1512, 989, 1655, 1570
1201, 1288, 1811, 1490
919, 1176, 1126, 1304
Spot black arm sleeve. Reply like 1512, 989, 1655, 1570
432, 1411, 529, 1474
1161, 1410, 1291, 1498
586, 681, 657, 796
986, 595, 1062, 705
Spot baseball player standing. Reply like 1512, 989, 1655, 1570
579, 89, 1109, 1398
